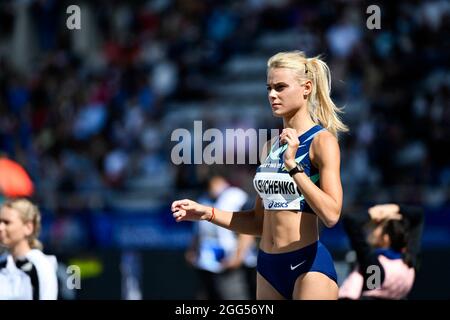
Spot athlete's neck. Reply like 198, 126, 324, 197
282, 110, 316, 136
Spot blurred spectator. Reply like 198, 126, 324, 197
0, 198, 58, 300
185, 168, 257, 300
339, 204, 424, 300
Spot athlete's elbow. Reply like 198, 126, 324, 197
322, 210, 341, 228
323, 217, 338, 228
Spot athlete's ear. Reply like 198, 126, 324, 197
303, 80, 312, 96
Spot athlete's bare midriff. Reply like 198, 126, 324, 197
259, 210, 319, 253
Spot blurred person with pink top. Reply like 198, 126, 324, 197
339, 204, 424, 300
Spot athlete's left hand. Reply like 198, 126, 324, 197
280, 128, 299, 171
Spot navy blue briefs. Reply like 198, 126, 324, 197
257, 241, 337, 299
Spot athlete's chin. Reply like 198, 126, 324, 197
271, 109, 285, 117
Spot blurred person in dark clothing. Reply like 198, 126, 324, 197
339, 204, 424, 300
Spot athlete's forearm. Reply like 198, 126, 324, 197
204, 207, 263, 236
291, 172, 341, 227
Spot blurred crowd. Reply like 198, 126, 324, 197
0, 0, 449, 251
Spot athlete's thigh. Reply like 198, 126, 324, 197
256, 272, 285, 300
292, 271, 338, 300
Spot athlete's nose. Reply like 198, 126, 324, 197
268, 88, 277, 101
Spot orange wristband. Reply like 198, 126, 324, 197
208, 207, 215, 222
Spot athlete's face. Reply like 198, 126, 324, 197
266, 67, 311, 118
0, 207, 32, 249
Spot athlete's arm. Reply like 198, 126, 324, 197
283, 129, 342, 227
171, 196, 264, 236
172, 137, 272, 236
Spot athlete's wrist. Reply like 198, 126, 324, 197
201, 205, 214, 221
207, 207, 215, 222
284, 160, 297, 171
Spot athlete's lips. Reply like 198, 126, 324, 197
271, 103, 282, 109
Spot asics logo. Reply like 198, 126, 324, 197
290, 260, 306, 270
268, 201, 288, 209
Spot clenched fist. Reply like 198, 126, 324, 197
280, 128, 300, 171
171, 199, 212, 222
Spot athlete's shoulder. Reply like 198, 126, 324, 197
312, 129, 338, 149
310, 129, 339, 166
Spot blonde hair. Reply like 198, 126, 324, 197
267, 51, 348, 137
2, 198, 43, 250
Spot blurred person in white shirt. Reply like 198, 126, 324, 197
185, 168, 257, 300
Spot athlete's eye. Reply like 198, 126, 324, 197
267, 84, 287, 92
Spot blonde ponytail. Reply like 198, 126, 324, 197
267, 51, 348, 137
307, 57, 348, 137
